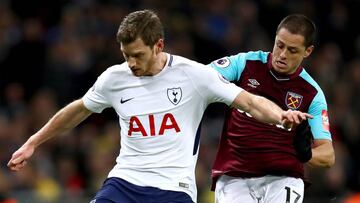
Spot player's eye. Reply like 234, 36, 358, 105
133, 53, 144, 58
276, 42, 284, 49
289, 48, 298, 54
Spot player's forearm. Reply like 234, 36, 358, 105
26, 99, 92, 148
248, 95, 283, 125
307, 141, 335, 168
232, 91, 283, 125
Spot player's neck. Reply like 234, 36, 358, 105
150, 52, 167, 76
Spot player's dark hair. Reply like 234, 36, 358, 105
276, 14, 316, 48
116, 10, 164, 48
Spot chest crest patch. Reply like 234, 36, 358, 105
285, 91, 303, 110
167, 88, 182, 105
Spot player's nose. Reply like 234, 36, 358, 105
279, 49, 287, 59
127, 57, 136, 68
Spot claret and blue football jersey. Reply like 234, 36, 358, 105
209, 51, 331, 187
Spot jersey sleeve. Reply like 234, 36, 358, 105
187, 63, 243, 106
82, 71, 112, 113
208, 51, 269, 82
208, 54, 246, 82
308, 92, 332, 141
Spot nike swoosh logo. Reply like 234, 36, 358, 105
120, 97, 134, 104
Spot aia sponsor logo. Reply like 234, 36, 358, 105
285, 91, 303, 110
322, 110, 330, 132
128, 113, 181, 136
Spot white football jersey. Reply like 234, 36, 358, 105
82, 53, 243, 202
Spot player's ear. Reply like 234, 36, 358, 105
155, 39, 164, 54
303, 45, 314, 58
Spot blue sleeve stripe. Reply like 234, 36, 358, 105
299, 69, 327, 105
300, 69, 332, 140
209, 51, 269, 82
244, 51, 269, 63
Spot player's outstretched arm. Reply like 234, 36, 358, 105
231, 90, 313, 128
7, 99, 92, 171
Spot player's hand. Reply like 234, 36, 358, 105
281, 109, 313, 129
7, 143, 35, 171
293, 120, 313, 162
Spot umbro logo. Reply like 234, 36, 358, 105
120, 97, 134, 104
247, 79, 260, 88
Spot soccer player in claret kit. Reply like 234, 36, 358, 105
8, 10, 311, 203
209, 14, 335, 203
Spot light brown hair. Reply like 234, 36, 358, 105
116, 10, 164, 48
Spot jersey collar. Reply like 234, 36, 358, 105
267, 53, 303, 81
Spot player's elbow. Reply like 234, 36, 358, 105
309, 148, 335, 168
232, 90, 252, 113
310, 140, 335, 168
325, 152, 335, 168
317, 152, 335, 168
324, 146, 336, 168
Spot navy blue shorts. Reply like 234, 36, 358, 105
90, 177, 193, 203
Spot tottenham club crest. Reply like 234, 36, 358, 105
285, 91, 303, 110
167, 88, 182, 105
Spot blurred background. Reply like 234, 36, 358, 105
0, 0, 359, 202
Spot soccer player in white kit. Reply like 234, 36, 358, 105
7, 10, 312, 203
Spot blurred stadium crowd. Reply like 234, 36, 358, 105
0, 0, 359, 202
